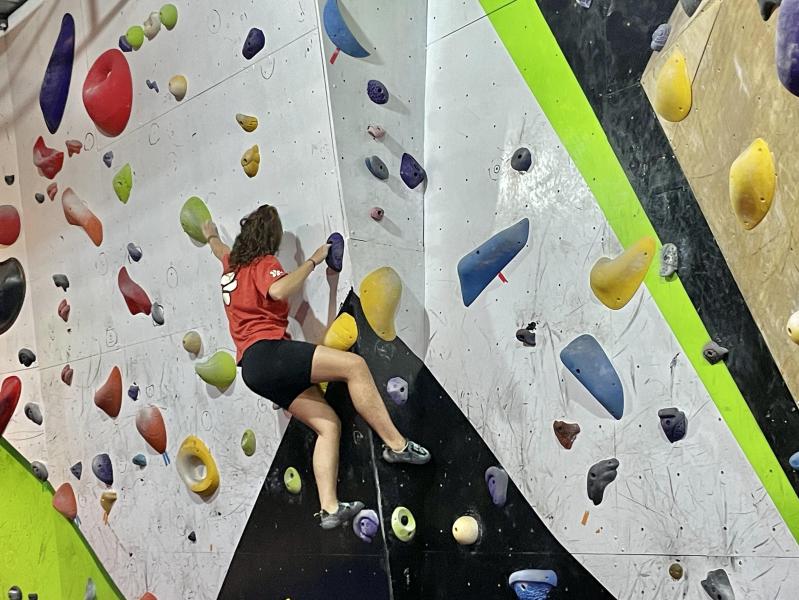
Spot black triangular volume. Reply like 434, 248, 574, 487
220, 290, 612, 599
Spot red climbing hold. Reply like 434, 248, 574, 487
32, 136, 64, 179
58, 298, 70, 322
62, 188, 103, 246
52, 482, 78, 520
65, 139, 83, 156
83, 49, 133, 137
0, 205, 21, 246
0, 375, 21, 435
118, 266, 152, 316
46, 183, 58, 201
94, 365, 122, 418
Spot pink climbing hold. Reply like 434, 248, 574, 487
46, 182, 58, 201
118, 266, 152, 316
58, 298, 70, 322
33, 136, 64, 179
65, 139, 83, 156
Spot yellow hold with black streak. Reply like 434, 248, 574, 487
590, 237, 655, 310
655, 49, 692, 122
359, 267, 402, 341
729, 138, 776, 230
236, 113, 259, 132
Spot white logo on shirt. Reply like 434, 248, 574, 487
221, 271, 238, 306
270, 269, 284, 278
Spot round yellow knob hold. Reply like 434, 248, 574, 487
655, 49, 692, 122
787, 312, 799, 344
452, 515, 480, 545
729, 138, 776, 230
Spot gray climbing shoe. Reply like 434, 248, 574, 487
318, 501, 365, 530
382, 440, 431, 465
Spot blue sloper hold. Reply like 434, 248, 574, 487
651, 24, 671, 51
509, 569, 558, 600
323, 0, 370, 58
40, 14, 75, 135
400, 153, 426, 189
326, 232, 344, 272
559, 334, 624, 419
92, 453, 113, 485
457, 218, 529, 307
242, 28, 265, 60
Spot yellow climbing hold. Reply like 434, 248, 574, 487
169, 75, 187, 101
322, 313, 358, 351
787, 311, 799, 344
654, 49, 692, 122
359, 266, 402, 341
452, 515, 480, 545
100, 490, 117, 524
195, 350, 237, 389
236, 113, 259, 132
729, 138, 776, 230
590, 237, 655, 310
242, 145, 260, 178
182, 330, 202, 354
284, 466, 301, 494
176, 435, 220, 497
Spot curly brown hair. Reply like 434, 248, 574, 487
228, 205, 283, 270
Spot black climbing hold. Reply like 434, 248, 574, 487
30, 461, 48, 482
188, 530, 197, 542
118, 34, 132, 52
8, 586, 21, 600
702, 340, 728, 364
146, 79, 159, 93
651, 24, 671, 52
681, 0, 703, 16
242, 28, 266, 60
400, 153, 426, 189
127, 243, 143, 262
70, 461, 82, 479
701, 568, 735, 600
511, 147, 532, 172
103, 151, 113, 168
326, 232, 344, 272
28, 594, 38, 600
658, 407, 687, 443
759, 0, 781, 20
587, 457, 619, 505
365, 155, 389, 180
24, 403, 42, 425
52, 274, 69, 291
4, 175, 14, 186
0, 258, 26, 335
92, 453, 114, 485
367, 79, 389, 104
34, 193, 45, 204
18, 348, 35, 367
515, 322, 537, 346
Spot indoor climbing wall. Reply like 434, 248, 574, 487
0, 1, 357, 598
319, 0, 428, 356
423, 1, 799, 598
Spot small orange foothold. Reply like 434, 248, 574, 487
581, 510, 590, 526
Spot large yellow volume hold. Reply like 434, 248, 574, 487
322, 313, 358, 350
359, 267, 402, 341
590, 237, 656, 310
729, 138, 776, 230
655, 49, 692, 122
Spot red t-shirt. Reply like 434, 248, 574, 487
221, 254, 290, 362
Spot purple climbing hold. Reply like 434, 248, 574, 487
128, 383, 139, 401
651, 24, 671, 51
777, 0, 799, 95
352, 508, 380, 542
367, 80, 389, 105
485, 466, 509, 507
70, 461, 82, 479
40, 14, 75, 135
242, 28, 266, 60
400, 153, 426, 189
146, 79, 160, 93
103, 151, 114, 168
326, 232, 344, 272
118, 34, 133, 52
91, 453, 114, 485
386, 377, 408, 405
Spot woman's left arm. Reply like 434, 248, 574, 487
202, 220, 231, 262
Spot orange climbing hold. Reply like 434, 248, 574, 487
140, 594, 157, 600
118, 266, 152, 315
136, 405, 167, 454
52, 482, 78, 520
94, 365, 122, 418
62, 188, 103, 246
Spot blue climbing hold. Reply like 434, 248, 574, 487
790, 451, 799, 470
132, 453, 147, 467
457, 218, 529, 307
509, 569, 558, 600
118, 34, 132, 52
128, 383, 139, 401
323, 0, 370, 58
91, 453, 114, 485
39, 14, 75, 135
326, 232, 344, 272
367, 80, 389, 104
485, 466, 508, 507
242, 28, 265, 60
400, 153, 426, 189
559, 334, 624, 419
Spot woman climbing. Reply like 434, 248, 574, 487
202, 205, 430, 530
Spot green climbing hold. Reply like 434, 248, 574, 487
126, 25, 145, 50
160, 4, 178, 30
194, 350, 236, 388
391, 506, 416, 542
113, 163, 133, 204
241, 429, 256, 456
180, 196, 212, 243
284, 466, 301, 494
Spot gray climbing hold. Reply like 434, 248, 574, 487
18, 348, 35, 367
127, 242, 142, 262
52, 274, 69, 291
681, 0, 702, 16
587, 458, 619, 505
759, 0, 782, 20
702, 340, 728, 364
128, 383, 139, 400
8, 587, 21, 600
577, 0, 592, 7
367, 79, 389, 104
24, 403, 43, 425
152, 302, 165, 325
701, 569, 735, 600
28, 594, 38, 600
484, 466, 509, 507
660, 243, 678, 277
658, 407, 687, 443
511, 147, 532, 172
515, 322, 536, 346
5, 175, 14, 186
386, 377, 408, 405
103, 151, 113, 168
365, 155, 389, 180
84, 578, 96, 600
30, 461, 48, 482
70, 461, 82, 479
651, 24, 671, 51
132, 453, 147, 467
188, 530, 197, 542
146, 79, 159, 93
35, 193, 45, 204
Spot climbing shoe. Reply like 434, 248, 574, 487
318, 501, 365, 530
382, 440, 431, 465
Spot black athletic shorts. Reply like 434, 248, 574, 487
240, 339, 317, 410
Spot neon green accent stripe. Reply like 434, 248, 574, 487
479, 0, 799, 540
0, 439, 124, 598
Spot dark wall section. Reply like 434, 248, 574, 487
219, 291, 613, 599
535, 0, 799, 489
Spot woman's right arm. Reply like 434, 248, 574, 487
202, 220, 230, 262
268, 243, 330, 301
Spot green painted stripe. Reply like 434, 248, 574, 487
479, 0, 799, 540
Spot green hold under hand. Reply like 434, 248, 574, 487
113, 163, 133, 203
241, 429, 256, 456
195, 350, 237, 388
180, 196, 212, 244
